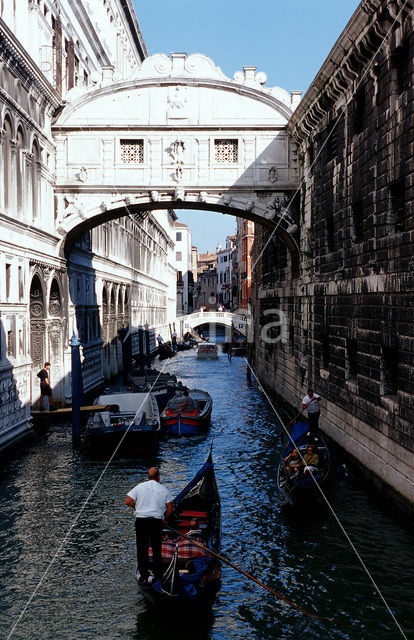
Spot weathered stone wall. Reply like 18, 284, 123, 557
252, 0, 414, 512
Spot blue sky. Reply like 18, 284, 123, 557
133, 0, 360, 251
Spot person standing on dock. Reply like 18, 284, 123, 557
301, 388, 321, 435
125, 467, 173, 586
37, 362, 57, 411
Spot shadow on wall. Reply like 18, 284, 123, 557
67, 230, 159, 402
0, 319, 31, 454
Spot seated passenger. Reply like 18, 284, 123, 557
284, 448, 301, 476
303, 445, 319, 475
187, 518, 203, 539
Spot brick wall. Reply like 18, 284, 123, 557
252, 0, 414, 513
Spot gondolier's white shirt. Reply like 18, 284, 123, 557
302, 394, 321, 413
127, 480, 173, 519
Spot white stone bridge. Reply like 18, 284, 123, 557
53, 52, 301, 266
176, 310, 248, 338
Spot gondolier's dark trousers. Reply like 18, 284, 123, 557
308, 411, 320, 435
135, 517, 163, 580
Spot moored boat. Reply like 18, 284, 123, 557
161, 389, 213, 436
136, 451, 221, 602
196, 343, 218, 360
276, 421, 331, 503
85, 392, 161, 454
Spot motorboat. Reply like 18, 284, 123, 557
85, 392, 161, 453
196, 343, 218, 360
161, 389, 213, 436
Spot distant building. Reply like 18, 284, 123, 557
216, 236, 236, 309
191, 246, 198, 309
237, 219, 255, 310
196, 251, 218, 310
174, 222, 194, 315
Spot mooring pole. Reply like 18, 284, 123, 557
144, 322, 151, 365
70, 333, 84, 442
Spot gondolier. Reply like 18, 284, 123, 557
301, 388, 321, 435
125, 467, 173, 586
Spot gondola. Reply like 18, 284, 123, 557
276, 421, 331, 503
158, 341, 176, 359
136, 451, 221, 602
160, 389, 213, 436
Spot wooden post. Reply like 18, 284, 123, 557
70, 333, 84, 442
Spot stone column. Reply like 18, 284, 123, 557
9, 139, 18, 216
24, 151, 34, 223
0, 130, 5, 211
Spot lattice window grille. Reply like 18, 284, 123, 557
214, 139, 238, 163
120, 139, 144, 164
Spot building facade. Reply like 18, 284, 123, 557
174, 221, 194, 315
216, 235, 236, 309
252, 0, 414, 512
237, 219, 255, 311
0, 1, 176, 452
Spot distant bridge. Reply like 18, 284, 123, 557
176, 311, 248, 337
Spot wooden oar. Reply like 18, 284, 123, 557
167, 526, 332, 622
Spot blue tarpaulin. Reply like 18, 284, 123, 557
282, 421, 310, 457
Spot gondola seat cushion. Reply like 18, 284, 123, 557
149, 538, 207, 561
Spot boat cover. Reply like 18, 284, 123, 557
282, 421, 311, 457
152, 556, 212, 599
173, 459, 214, 506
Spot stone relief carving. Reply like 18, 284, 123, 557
174, 187, 185, 201
222, 195, 232, 206
75, 166, 88, 182
169, 139, 185, 163
63, 195, 86, 220
245, 200, 255, 212
173, 166, 183, 183
150, 191, 160, 202
167, 87, 188, 112
268, 166, 278, 183
199, 191, 208, 203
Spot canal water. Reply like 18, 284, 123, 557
1, 347, 413, 640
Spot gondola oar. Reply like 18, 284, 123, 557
167, 525, 332, 622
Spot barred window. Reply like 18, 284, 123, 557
120, 139, 144, 164
214, 139, 238, 163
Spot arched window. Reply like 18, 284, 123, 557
31, 139, 40, 221
110, 289, 115, 315
3, 116, 12, 211
117, 288, 122, 314
16, 126, 24, 215
30, 274, 44, 318
49, 278, 62, 316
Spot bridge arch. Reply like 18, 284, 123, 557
53, 53, 301, 263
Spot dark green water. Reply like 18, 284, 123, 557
1, 349, 413, 640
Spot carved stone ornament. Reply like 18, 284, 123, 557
245, 200, 255, 212
167, 86, 188, 111
199, 191, 208, 203
150, 191, 160, 202
173, 166, 183, 183
222, 195, 232, 206
63, 196, 87, 220
75, 166, 88, 182
268, 166, 278, 183
100, 201, 108, 212
169, 139, 185, 163
174, 187, 185, 201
